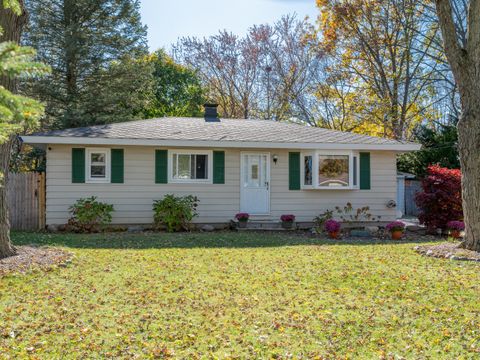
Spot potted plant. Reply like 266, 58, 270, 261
324, 219, 341, 239
280, 214, 296, 229
235, 213, 249, 228
447, 220, 464, 240
385, 221, 405, 240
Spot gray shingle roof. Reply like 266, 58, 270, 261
29, 117, 414, 146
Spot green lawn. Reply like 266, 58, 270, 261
1, 232, 479, 359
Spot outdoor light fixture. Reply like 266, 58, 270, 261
273, 154, 278, 164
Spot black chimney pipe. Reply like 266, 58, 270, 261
204, 103, 220, 122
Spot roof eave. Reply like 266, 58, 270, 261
20, 135, 422, 152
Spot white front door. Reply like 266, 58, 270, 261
240, 152, 270, 215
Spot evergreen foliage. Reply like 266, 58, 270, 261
0, 41, 48, 142
23, 0, 152, 129
397, 123, 459, 177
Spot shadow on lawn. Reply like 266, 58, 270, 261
12, 231, 445, 250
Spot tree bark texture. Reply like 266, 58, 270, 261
0, 0, 27, 258
436, 0, 480, 251
457, 106, 480, 250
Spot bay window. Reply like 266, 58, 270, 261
300, 151, 359, 189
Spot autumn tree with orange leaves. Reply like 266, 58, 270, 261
316, 0, 441, 140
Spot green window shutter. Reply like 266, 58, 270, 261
213, 151, 225, 184
359, 152, 371, 190
111, 149, 124, 183
155, 150, 168, 184
71, 148, 85, 183
289, 152, 301, 190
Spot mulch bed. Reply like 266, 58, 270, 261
0, 246, 72, 277
415, 242, 480, 262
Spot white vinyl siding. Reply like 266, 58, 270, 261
45, 145, 397, 225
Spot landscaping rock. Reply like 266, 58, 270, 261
350, 230, 371, 237
415, 242, 480, 262
365, 226, 379, 234
201, 224, 215, 232
127, 225, 144, 233
46, 224, 59, 233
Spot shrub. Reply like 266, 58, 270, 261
324, 219, 341, 233
415, 165, 462, 231
313, 210, 333, 232
153, 194, 199, 232
68, 196, 114, 233
385, 221, 405, 233
235, 213, 249, 222
447, 221, 465, 231
280, 214, 295, 223
334, 203, 379, 222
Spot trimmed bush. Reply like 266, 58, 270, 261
153, 194, 199, 232
68, 196, 114, 233
415, 165, 462, 232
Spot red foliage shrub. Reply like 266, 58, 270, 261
415, 165, 462, 231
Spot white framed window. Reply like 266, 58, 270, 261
300, 150, 359, 190
168, 150, 213, 183
86, 148, 110, 183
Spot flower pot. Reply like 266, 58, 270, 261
281, 221, 294, 230
450, 230, 461, 239
391, 230, 403, 240
237, 220, 248, 228
328, 231, 340, 239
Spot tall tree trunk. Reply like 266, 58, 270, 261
435, 0, 480, 252
457, 105, 480, 251
0, 0, 28, 259
0, 141, 14, 258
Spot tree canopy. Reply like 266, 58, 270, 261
23, 0, 152, 129
145, 49, 205, 118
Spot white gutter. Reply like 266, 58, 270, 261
21, 135, 422, 152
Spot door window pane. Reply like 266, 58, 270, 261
251, 164, 259, 180
244, 155, 266, 187
318, 155, 349, 187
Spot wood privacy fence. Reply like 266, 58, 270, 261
7, 172, 46, 231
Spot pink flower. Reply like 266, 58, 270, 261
324, 219, 341, 233
447, 220, 464, 231
235, 213, 249, 221
386, 221, 405, 232
280, 214, 295, 222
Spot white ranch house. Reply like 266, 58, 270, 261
22, 105, 420, 227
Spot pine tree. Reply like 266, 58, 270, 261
1, 0, 49, 259
23, 0, 153, 129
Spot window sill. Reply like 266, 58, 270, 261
86, 179, 110, 184
168, 179, 213, 184
300, 186, 360, 190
